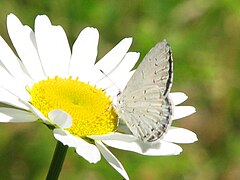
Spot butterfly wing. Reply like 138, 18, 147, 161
121, 39, 173, 97
116, 40, 173, 142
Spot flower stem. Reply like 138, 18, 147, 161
46, 141, 68, 180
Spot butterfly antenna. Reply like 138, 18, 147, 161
99, 69, 121, 94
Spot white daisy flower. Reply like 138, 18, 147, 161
0, 14, 197, 180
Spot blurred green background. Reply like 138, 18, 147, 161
0, 0, 240, 179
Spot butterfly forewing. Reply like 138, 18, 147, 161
120, 40, 173, 97
116, 40, 173, 142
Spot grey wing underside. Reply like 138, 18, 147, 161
117, 40, 173, 142
122, 39, 173, 97
119, 86, 173, 142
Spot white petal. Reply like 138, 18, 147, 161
163, 127, 198, 143
110, 52, 139, 90
7, 13, 45, 81
0, 87, 29, 110
94, 38, 132, 77
89, 132, 134, 141
169, 92, 188, 105
88, 66, 106, 87
95, 141, 129, 180
91, 133, 182, 156
53, 129, 101, 163
99, 52, 139, 97
173, 106, 196, 120
35, 15, 71, 78
0, 36, 32, 84
18, 99, 49, 123
0, 66, 30, 101
69, 27, 99, 80
0, 108, 37, 122
77, 144, 101, 164
104, 70, 135, 98
48, 109, 72, 128
53, 129, 78, 147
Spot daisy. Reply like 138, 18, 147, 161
0, 14, 197, 180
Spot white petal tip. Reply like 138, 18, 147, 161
125, 37, 133, 43
170, 92, 188, 105
36, 14, 48, 19
164, 127, 198, 144
81, 27, 99, 36
191, 134, 198, 143
7, 13, 19, 25
85, 27, 98, 31
173, 106, 196, 120
161, 143, 183, 156
174, 148, 183, 155
35, 15, 51, 25
76, 145, 101, 164
182, 134, 198, 144
7, 13, 15, 18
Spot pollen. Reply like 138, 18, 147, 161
28, 76, 118, 137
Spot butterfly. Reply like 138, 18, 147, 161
116, 40, 173, 142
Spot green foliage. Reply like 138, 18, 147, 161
0, 0, 240, 179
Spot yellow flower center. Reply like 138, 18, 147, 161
28, 76, 118, 137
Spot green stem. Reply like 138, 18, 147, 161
46, 141, 68, 180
